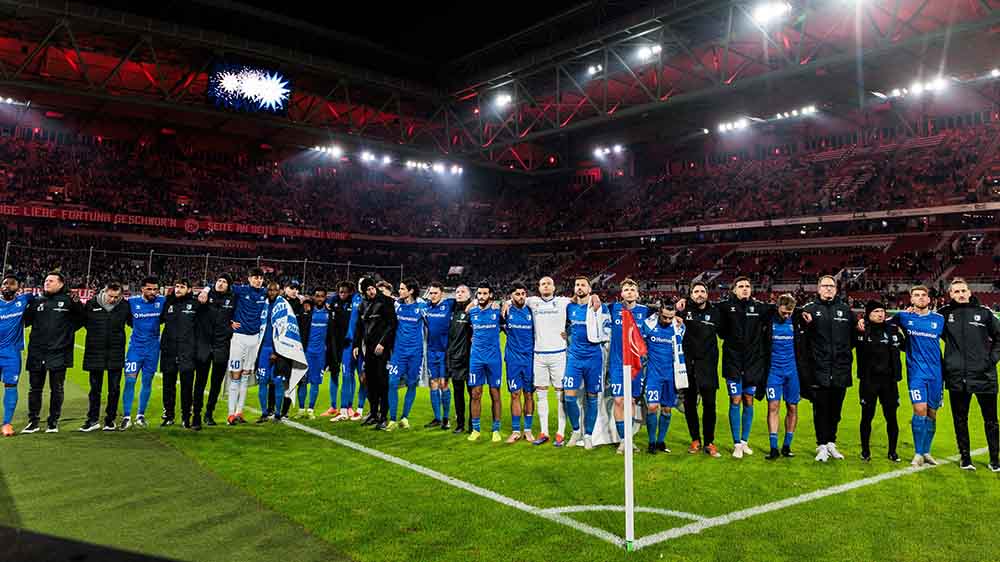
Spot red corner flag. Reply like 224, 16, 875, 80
622, 308, 646, 378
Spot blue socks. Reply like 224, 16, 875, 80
584, 395, 598, 436
402, 384, 417, 419
616, 420, 626, 439
925, 417, 936, 454
912, 415, 926, 455
729, 403, 740, 443
492, 419, 501, 432
512, 414, 521, 432
784, 432, 794, 448
770, 432, 779, 450
297, 384, 307, 408
656, 412, 671, 444
357, 380, 367, 410
2, 385, 17, 425
430, 388, 441, 421
335, 371, 349, 409
471, 417, 481, 431
524, 414, 532, 433
564, 395, 581, 431
328, 375, 338, 410
273, 378, 285, 412
442, 388, 451, 420
646, 412, 658, 444
122, 375, 137, 417
740, 404, 754, 442
387, 373, 400, 420
308, 384, 319, 409
138, 372, 154, 415
258, 381, 270, 413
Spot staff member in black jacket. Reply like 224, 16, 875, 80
353, 277, 397, 430
194, 275, 235, 426
678, 282, 722, 458
937, 278, 1000, 471
160, 279, 201, 429
853, 300, 904, 463
22, 271, 83, 434
447, 285, 473, 434
801, 275, 855, 462
80, 282, 130, 432
717, 277, 768, 458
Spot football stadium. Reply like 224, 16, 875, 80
1, 1, 999, 561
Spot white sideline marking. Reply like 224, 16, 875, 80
540, 505, 707, 521
282, 419, 625, 547
632, 447, 990, 550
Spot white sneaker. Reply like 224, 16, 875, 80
911, 454, 925, 467
567, 431, 582, 447
732, 443, 744, 459
826, 442, 844, 460
922, 454, 938, 466
331, 411, 349, 422
584, 435, 593, 450
740, 440, 753, 455
616, 441, 640, 455
815, 444, 830, 462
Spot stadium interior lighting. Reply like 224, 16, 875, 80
432, 163, 445, 174
594, 144, 625, 158
992, 68, 1000, 78
702, 128, 710, 134
360, 151, 375, 162
495, 93, 513, 108
594, 148, 604, 158
381, 155, 392, 165
751, 2, 791, 25
450, 164, 463, 175
612, 144, 623, 154
328, 145, 343, 158
587, 64, 603, 76
637, 44, 661, 61
405, 160, 415, 168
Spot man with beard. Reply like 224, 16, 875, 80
676, 282, 722, 458
0, 274, 32, 437
255, 282, 283, 422
853, 300, 903, 463
22, 271, 83, 434
121, 276, 166, 430
353, 278, 397, 430
325, 282, 364, 421
194, 275, 235, 427
500, 282, 535, 443
562, 276, 610, 450
467, 283, 503, 442
80, 281, 129, 432
424, 281, 457, 430
606, 279, 650, 453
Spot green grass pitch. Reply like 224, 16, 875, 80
1, 329, 999, 562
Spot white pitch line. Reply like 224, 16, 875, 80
633, 447, 990, 550
540, 505, 707, 521
282, 419, 625, 548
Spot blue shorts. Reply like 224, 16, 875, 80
389, 353, 422, 386
306, 353, 326, 384
766, 369, 800, 404
564, 353, 603, 394
609, 360, 643, 399
256, 346, 275, 384
427, 350, 447, 380
908, 374, 943, 409
0, 354, 21, 385
469, 357, 502, 389
725, 378, 756, 397
506, 360, 534, 393
125, 346, 159, 378
645, 374, 676, 407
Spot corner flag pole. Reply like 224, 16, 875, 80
623, 363, 635, 551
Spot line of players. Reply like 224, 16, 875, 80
1, 268, 997, 473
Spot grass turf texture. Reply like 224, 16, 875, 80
0, 329, 998, 562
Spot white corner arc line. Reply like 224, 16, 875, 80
633, 447, 990, 550
540, 505, 707, 521
282, 420, 626, 548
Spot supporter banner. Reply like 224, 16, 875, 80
0, 205, 351, 241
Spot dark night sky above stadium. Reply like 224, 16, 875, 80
99, 0, 649, 86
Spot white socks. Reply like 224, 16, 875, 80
537, 388, 549, 435
237, 376, 249, 413
556, 389, 567, 437
227, 377, 239, 415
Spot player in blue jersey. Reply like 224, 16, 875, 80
385, 279, 427, 431
225, 268, 267, 425
765, 295, 802, 460
500, 282, 535, 443
298, 289, 331, 418
562, 276, 610, 450
0, 275, 32, 437
325, 282, 365, 422
467, 283, 504, 442
120, 276, 166, 430
640, 302, 685, 454
889, 285, 945, 467
607, 278, 650, 453
255, 282, 282, 422
424, 281, 455, 430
